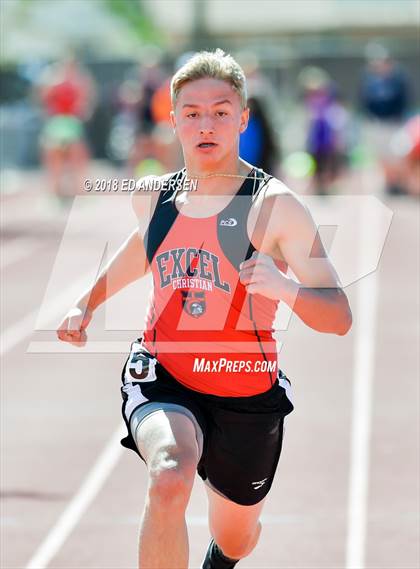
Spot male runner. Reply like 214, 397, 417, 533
57, 49, 352, 569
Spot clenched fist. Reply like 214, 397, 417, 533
239, 251, 289, 301
57, 305, 93, 347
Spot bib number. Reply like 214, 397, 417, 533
125, 342, 157, 383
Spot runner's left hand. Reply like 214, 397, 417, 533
239, 251, 289, 300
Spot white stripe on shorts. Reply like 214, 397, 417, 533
122, 382, 149, 422
279, 376, 294, 405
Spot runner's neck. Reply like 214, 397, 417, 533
184, 158, 254, 196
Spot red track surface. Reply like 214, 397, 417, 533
1, 167, 419, 568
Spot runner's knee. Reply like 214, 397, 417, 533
215, 520, 262, 560
147, 446, 197, 507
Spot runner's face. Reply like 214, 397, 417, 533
171, 78, 248, 169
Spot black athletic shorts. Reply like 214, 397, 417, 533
119, 338, 294, 506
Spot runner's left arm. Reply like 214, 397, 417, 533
239, 190, 352, 335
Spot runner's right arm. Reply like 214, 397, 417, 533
57, 227, 149, 345
57, 183, 158, 346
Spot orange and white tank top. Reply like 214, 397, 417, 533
142, 168, 286, 396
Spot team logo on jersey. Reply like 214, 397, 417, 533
181, 290, 206, 318
219, 217, 238, 227
155, 247, 230, 293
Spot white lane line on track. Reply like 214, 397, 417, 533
0, 277, 90, 357
0, 238, 44, 270
346, 198, 381, 568
25, 422, 127, 569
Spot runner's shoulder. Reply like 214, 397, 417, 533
260, 175, 308, 217
131, 169, 184, 219
254, 174, 316, 240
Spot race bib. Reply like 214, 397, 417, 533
124, 342, 157, 383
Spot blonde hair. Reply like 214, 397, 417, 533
171, 49, 247, 109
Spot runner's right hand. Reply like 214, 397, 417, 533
56, 306, 93, 347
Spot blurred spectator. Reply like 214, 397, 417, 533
359, 44, 412, 194
37, 56, 96, 203
237, 51, 282, 175
106, 78, 142, 164
387, 114, 420, 196
299, 66, 352, 194
239, 95, 280, 173
360, 44, 410, 121
111, 53, 180, 177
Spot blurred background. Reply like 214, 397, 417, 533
1, 2, 419, 569
1, 0, 419, 204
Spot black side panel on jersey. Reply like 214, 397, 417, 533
217, 168, 272, 271
143, 170, 184, 263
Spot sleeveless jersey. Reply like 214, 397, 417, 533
142, 168, 287, 396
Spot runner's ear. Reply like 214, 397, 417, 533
239, 106, 249, 133
170, 110, 176, 132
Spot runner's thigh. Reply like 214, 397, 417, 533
206, 484, 265, 538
